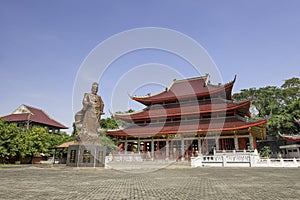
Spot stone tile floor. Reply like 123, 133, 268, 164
0, 165, 299, 200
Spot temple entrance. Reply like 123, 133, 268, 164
219, 138, 235, 150
170, 140, 182, 160
238, 138, 249, 150
202, 138, 215, 155
154, 141, 166, 159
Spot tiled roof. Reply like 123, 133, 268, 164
1, 104, 68, 129
282, 135, 300, 142
56, 141, 75, 148
279, 131, 300, 142
106, 117, 267, 136
132, 75, 235, 104
115, 101, 250, 120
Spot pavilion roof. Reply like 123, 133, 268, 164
1, 104, 68, 129
106, 117, 267, 137
56, 141, 75, 148
131, 75, 236, 105
278, 132, 300, 143
278, 119, 300, 142
115, 100, 251, 121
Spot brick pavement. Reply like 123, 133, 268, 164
0, 165, 299, 200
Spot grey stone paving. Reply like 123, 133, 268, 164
0, 165, 299, 200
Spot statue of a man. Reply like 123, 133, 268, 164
75, 82, 104, 144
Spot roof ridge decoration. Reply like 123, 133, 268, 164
131, 86, 168, 98
171, 74, 209, 84
204, 73, 210, 86
130, 75, 237, 105
110, 108, 146, 117
206, 74, 237, 88
131, 74, 211, 99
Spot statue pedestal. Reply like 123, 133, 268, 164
66, 144, 107, 167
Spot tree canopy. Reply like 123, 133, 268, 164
100, 109, 134, 130
233, 77, 300, 136
0, 119, 74, 162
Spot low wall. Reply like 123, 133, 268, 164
105, 151, 300, 168
191, 154, 300, 168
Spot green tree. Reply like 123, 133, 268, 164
281, 77, 300, 88
71, 122, 78, 137
99, 110, 134, 153
233, 77, 300, 136
17, 126, 49, 161
99, 134, 117, 154
0, 119, 75, 162
259, 146, 271, 158
0, 120, 21, 161
44, 131, 74, 149
101, 117, 119, 130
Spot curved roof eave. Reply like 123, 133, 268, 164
106, 119, 267, 137
114, 100, 250, 121
131, 76, 236, 105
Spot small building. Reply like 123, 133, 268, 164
1, 104, 68, 133
279, 119, 300, 158
50, 141, 75, 164
280, 144, 300, 158
106, 75, 267, 160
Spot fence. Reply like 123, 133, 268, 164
105, 151, 300, 168
191, 154, 300, 168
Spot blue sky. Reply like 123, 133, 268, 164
0, 1, 299, 133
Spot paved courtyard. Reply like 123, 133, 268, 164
0, 165, 299, 200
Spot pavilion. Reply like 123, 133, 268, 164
279, 118, 300, 158
106, 75, 267, 160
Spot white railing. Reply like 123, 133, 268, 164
256, 158, 300, 167
191, 154, 255, 167
214, 149, 255, 155
191, 154, 300, 168
105, 150, 300, 168
109, 152, 145, 162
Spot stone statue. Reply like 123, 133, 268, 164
75, 82, 104, 144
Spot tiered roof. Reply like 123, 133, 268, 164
1, 104, 68, 129
132, 74, 236, 105
107, 118, 267, 137
115, 100, 251, 121
107, 75, 266, 138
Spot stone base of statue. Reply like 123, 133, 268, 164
67, 132, 106, 167
66, 144, 106, 167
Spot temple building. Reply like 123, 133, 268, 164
279, 118, 300, 158
1, 104, 68, 133
106, 75, 267, 160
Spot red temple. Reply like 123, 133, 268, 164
106, 75, 267, 160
